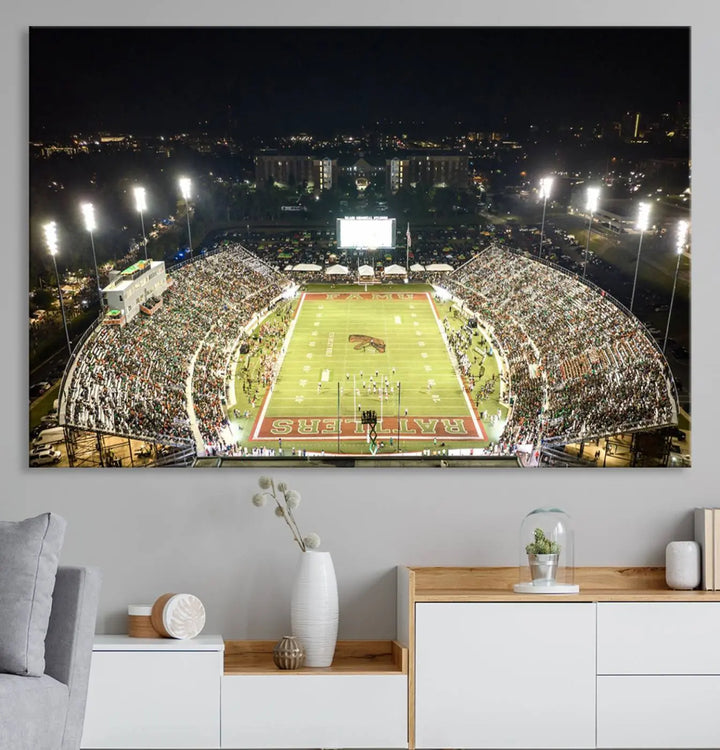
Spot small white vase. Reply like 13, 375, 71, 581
291, 550, 338, 667
665, 540, 701, 590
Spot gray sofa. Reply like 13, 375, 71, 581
0, 566, 102, 750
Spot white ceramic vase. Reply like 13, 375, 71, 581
665, 540, 701, 590
291, 550, 338, 667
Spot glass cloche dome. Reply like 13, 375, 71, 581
514, 507, 579, 594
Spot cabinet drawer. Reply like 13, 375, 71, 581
81, 650, 222, 748
221, 674, 407, 748
597, 603, 720, 674
597, 675, 720, 748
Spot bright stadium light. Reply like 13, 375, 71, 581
133, 185, 147, 213
133, 186, 148, 260
537, 176, 554, 258
179, 177, 193, 258
80, 202, 103, 315
43, 220, 58, 255
583, 186, 601, 279
586, 186, 601, 214
662, 220, 689, 355
179, 177, 191, 201
636, 201, 651, 233
43, 221, 72, 357
629, 202, 651, 313
81, 201, 96, 232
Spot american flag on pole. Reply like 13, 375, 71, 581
406, 222, 411, 248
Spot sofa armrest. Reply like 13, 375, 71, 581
45, 566, 101, 750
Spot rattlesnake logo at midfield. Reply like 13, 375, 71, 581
348, 334, 386, 353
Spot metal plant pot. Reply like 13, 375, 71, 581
528, 553, 559, 584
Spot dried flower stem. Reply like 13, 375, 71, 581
270, 479, 306, 551
252, 476, 320, 552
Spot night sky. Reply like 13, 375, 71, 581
29, 26, 689, 137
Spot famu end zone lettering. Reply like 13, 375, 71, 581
261, 416, 484, 440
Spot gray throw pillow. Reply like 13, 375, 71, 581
0, 513, 66, 676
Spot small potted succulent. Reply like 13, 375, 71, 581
525, 528, 561, 584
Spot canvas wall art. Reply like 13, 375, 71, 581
28, 26, 690, 468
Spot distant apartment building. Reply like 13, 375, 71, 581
387, 157, 409, 193
254, 154, 338, 194
386, 154, 469, 192
101, 259, 169, 326
256, 151, 469, 194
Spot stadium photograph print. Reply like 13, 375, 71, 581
28, 26, 690, 468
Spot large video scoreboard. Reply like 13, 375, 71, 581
336, 217, 396, 249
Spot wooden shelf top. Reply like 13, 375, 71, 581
404, 566, 720, 602
224, 639, 407, 676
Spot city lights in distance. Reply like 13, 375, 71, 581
81, 202, 96, 233
539, 176, 554, 200
636, 202, 651, 232
676, 220, 689, 253
43, 221, 58, 255
133, 186, 147, 213
586, 186, 601, 213
179, 177, 191, 200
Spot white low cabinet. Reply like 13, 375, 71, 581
222, 673, 407, 748
414, 602, 596, 749
81, 635, 224, 749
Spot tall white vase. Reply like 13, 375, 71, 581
291, 550, 338, 667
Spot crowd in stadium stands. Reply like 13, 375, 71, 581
446, 246, 676, 448
64, 245, 288, 451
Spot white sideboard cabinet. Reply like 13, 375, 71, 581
81, 635, 224, 749
399, 566, 720, 750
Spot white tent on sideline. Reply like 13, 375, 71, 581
410, 263, 426, 272
292, 263, 323, 272
425, 263, 454, 272
383, 264, 407, 276
325, 264, 349, 275
358, 264, 374, 277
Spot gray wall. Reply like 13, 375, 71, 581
5, 2, 717, 640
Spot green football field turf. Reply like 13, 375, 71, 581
250, 289, 484, 446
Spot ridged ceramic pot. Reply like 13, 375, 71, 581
290, 550, 338, 667
273, 635, 305, 670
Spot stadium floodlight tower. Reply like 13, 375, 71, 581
663, 219, 689, 355
583, 186, 601, 279
630, 202, 651, 313
133, 186, 148, 260
537, 176, 554, 258
43, 221, 72, 357
179, 177, 193, 258
80, 202, 103, 315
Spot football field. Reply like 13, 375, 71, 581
250, 290, 485, 448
